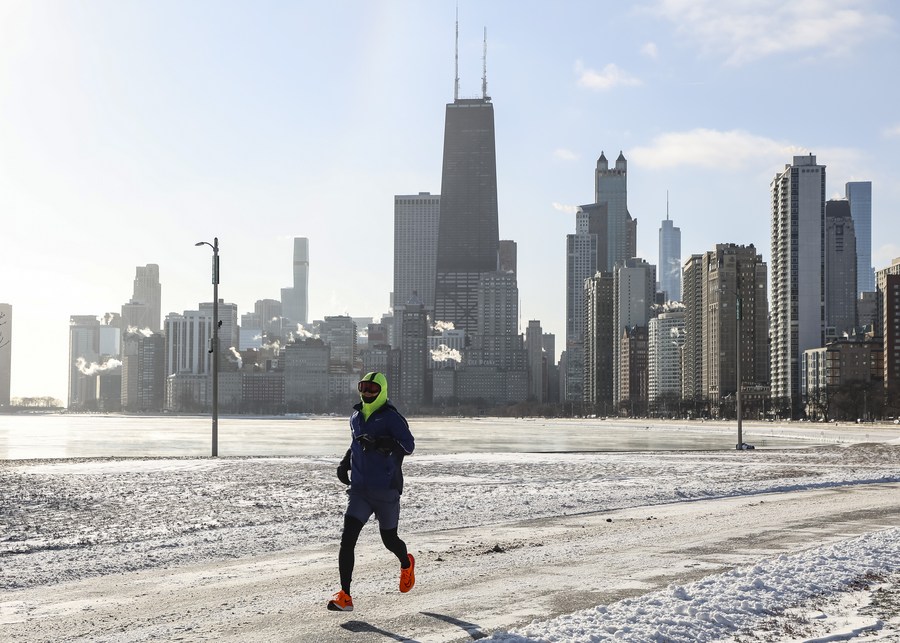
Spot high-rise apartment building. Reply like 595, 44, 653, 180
320, 315, 357, 370
393, 192, 440, 345
770, 154, 826, 413
472, 271, 524, 371
68, 315, 100, 409
526, 320, 545, 403
281, 237, 309, 326
283, 338, 330, 412
394, 192, 440, 313
121, 331, 166, 412
681, 255, 704, 404
433, 91, 499, 334
163, 310, 213, 411
399, 297, 429, 408
619, 325, 648, 415
659, 214, 682, 302
0, 303, 11, 406
613, 258, 656, 406
876, 258, 900, 393
648, 311, 685, 406
701, 244, 769, 406
565, 204, 604, 401
824, 199, 858, 337
846, 182, 874, 295
584, 272, 614, 413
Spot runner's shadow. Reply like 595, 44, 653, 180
420, 612, 487, 640
340, 620, 421, 642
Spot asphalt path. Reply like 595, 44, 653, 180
3, 482, 900, 642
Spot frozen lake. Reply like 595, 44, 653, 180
2, 414, 899, 459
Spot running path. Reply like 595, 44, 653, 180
3, 482, 900, 642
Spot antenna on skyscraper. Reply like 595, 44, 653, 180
482, 27, 488, 99
454, 6, 459, 101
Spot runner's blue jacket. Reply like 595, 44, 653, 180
346, 400, 415, 493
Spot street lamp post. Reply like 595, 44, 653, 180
195, 237, 219, 457
722, 284, 749, 450
735, 293, 743, 449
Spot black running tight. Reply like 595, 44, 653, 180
339, 515, 409, 594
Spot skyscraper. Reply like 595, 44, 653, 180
770, 154, 826, 413
824, 199, 858, 337
433, 74, 499, 333
584, 272, 614, 413
526, 320, 545, 403
648, 311, 685, 407
565, 204, 604, 401
121, 331, 165, 412
68, 315, 100, 410
131, 265, 161, 332
846, 181, 874, 295
164, 310, 213, 377
659, 210, 682, 302
394, 192, 440, 313
612, 258, 656, 406
399, 296, 428, 408
681, 255, 704, 405
281, 237, 309, 327
595, 152, 637, 271
393, 192, 440, 344
701, 244, 769, 406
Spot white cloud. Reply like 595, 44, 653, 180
553, 148, 578, 161
884, 124, 900, 138
575, 61, 642, 90
552, 202, 579, 214
630, 129, 864, 178
646, 0, 893, 66
641, 42, 659, 59
630, 129, 799, 170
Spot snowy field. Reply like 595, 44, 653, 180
2, 423, 900, 641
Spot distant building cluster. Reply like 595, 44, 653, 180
3, 47, 894, 422
567, 152, 897, 422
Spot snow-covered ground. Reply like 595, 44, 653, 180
2, 431, 900, 641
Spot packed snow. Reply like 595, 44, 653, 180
2, 423, 900, 641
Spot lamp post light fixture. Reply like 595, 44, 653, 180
195, 237, 219, 457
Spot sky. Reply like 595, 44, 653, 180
1, 0, 899, 402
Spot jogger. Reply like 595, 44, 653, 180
328, 372, 416, 612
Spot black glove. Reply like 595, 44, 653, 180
337, 449, 351, 485
374, 436, 397, 455
357, 434, 396, 455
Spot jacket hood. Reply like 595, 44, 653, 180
359, 371, 388, 420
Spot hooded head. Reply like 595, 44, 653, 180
358, 371, 388, 419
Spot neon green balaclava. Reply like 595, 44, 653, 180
359, 371, 388, 420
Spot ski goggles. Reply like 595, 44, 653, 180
357, 381, 382, 395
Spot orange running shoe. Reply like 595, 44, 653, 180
399, 553, 415, 593
326, 590, 353, 611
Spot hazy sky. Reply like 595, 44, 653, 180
2, 1, 899, 403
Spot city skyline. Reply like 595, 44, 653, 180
2, 1, 900, 402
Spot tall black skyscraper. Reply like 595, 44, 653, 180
433, 29, 499, 334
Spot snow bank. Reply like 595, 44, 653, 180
487, 528, 900, 642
